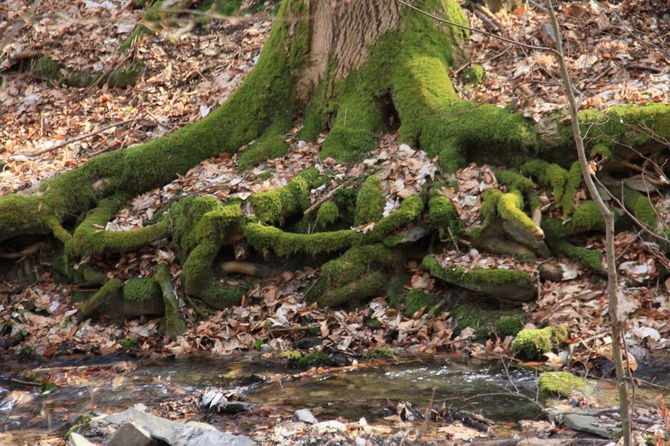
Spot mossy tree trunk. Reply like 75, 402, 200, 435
1, 0, 669, 335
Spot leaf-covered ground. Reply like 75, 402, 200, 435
1, 0, 670, 444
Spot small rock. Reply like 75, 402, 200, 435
69, 432, 95, 446
103, 422, 153, 446
294, 409, 318, 424
312, 420, 346, 434
561, 412, 621, 438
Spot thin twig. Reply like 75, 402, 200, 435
21, 118, 138, 158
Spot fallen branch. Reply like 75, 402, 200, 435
21, 118, 138, 158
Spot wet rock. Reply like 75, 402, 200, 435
68, 432, 96, 446
100, 406, 254, 446
103, 422, 153, 446
560, 411, 621, 438
294, 408, 318, 424
312, 420, 346, 435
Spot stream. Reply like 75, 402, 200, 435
2, 352, 668, 443
0, 353, 544, 443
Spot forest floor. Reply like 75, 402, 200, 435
1, 0, 670, 445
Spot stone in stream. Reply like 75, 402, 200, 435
293, 408, 318, 424
102, 422, 153, 446
68, 432, 95, 446
99, 406, 254, 446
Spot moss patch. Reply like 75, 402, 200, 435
512, 325, 569, 360
538, 371, 585, 398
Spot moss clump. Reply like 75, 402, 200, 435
542, 218, 603, 271
121, 336, 140, 350
482, 188, 543, 241
449, 303, 525, 340
77, 278, 124, 321
521, 160, 574, 214
123, 277, 162, 305
355, 175, 385, 226
403, 289, 437, 317
250, 168, 319, 224
422, 254, 536, 302
316, 201, 340, 229
33, 56, 62, 80
363, 347, 397, 360
512, 325, 569, 360
623, 188, 657, 229
463, 64, 484, 85
310, 244, 399, 307
538, 371, 585, 398
280, 350, 330, 367
238, 118, 291, 170
428, 194, 463, 238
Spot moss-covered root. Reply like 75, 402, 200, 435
308, 244, 400, 307
520, 160, 579, 215
542, 217, 603, 272
428, 194, 463, 239
421, 254, 536, 303
481, 188, 545, 254
77, 278, 123, 322
538, 371, 585, 399
249, 168, 320, 224
622, 187, 657, 230
512, 325, 569, 360
155, 264, 186, 340
170, 197, 244, 309
69, 194, 170, 257
320, 74, 384, 162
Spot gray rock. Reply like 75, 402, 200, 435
69, 432, 96, 446
104, 407, 178, 442
103, 422, 154, 446
561, 412, 621, 438
311, 420, 346, 435
102, 406, 255, 446
293, 409, 318, 425
171, 424, 255, 446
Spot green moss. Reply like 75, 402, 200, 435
363, 347, 397, 360
512, 325, 569, 360
154, 263, 185, 340
422, 254, 536, 302
250, 168, 319, 224
33, 56, 62, 80
589, 143, 612, 160
308, 244, 399, 307
123, 277, 162, 305
481, 189, 542, 240
542, 218, 603, 271
428, 194, 463, 237
450, 303, 526, 340
120, 336, 140, 350
538, 371, 585, 398
404, 289, 437, 317
563, 200, 605, 234
280, 350, 330, 367
316, 201, 340, 229
238, 117, 292, 170
521, 160, 573, 214
364, 195, 424, 241
245, 223, 360, 256
77, 278, 124, 321
69, 194, 170, 257
355, 175, 385, 226
623, 188, 656, 229
573, 103, 670, 149
463, 64, 484, 85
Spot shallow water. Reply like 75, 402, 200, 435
9, 352, 669, 443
